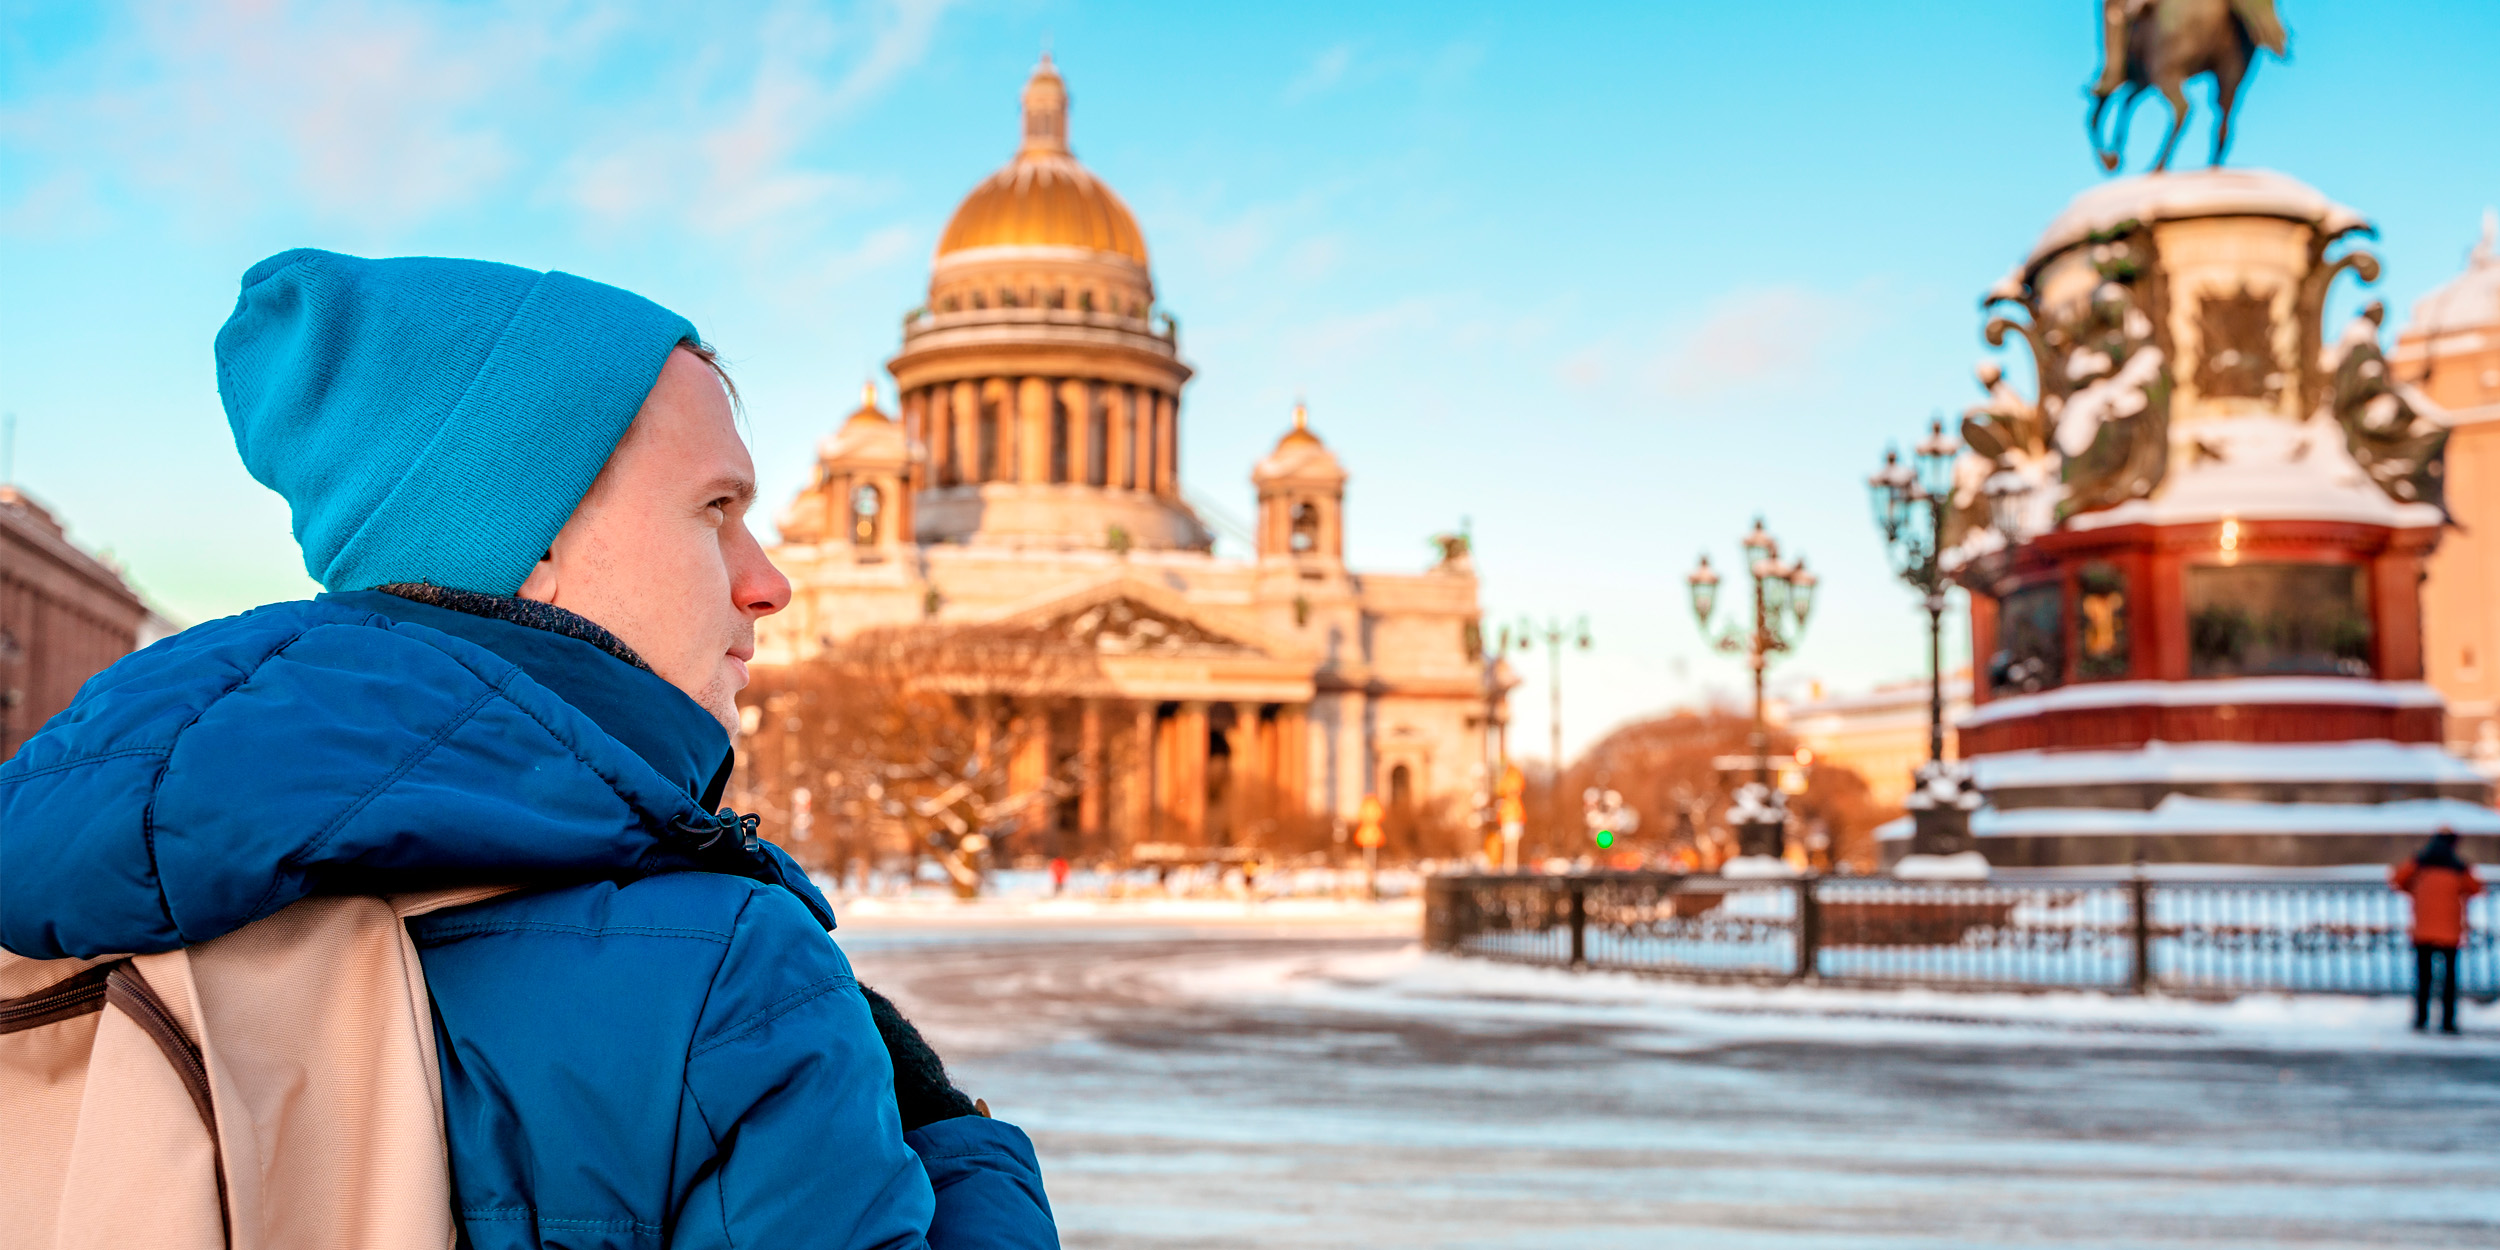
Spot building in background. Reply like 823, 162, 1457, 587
1784, 672, 1971, 810
2399, 211, 2500, 780
755, 58, 1501, 858
1, 486, 151, 760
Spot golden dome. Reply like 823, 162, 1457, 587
935, 56, 1148, 265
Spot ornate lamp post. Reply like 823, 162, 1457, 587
1499, 616, 1591, 855
1866, 418, 1960, 767
1687, 519, 1815, 862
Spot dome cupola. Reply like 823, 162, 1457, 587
932, 55, 1149, 273
885, 56, 1204, 554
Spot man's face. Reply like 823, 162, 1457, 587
519, 347, 789, 731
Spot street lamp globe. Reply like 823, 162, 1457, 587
1741, 516, 1776, 560
1686, 554, 1720, 625
1789, 560, 1818, 625
1866, 448, 1907, 538
1914, 418, 1959, 501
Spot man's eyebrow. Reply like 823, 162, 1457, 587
702, 476, 758, 506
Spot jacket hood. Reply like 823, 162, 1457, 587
1, 594, 827, 960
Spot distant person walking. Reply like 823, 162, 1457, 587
2392, 829, 2484, 1034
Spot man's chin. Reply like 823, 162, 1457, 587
693, 672, 742, 736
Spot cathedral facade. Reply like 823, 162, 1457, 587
753, 58, 1503, 854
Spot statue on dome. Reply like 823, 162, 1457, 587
2088, 0, 2290, 173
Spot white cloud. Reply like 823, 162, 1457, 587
1556, 283, 1882, 401
0, 0, 956, 242
1283, 43, 1353, 104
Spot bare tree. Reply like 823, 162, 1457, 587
1561, 708, 1890, 872
730, 624, 1108, 894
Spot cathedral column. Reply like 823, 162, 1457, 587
949, 381, 977, 485
1059, 378, 1094, 487
1154, 391, 1178, 497
1284, 705, 1311, 816
1129, 702, 1156, 844
1010, 702, 1052, 841
979, 378, 1013, 482
1172, 701, 1209, 840
1229, 702, 1263, 841
900, 388, 926, 471
1150, 707, 1170, 838
1138, 390, 1159, 495
920, 386, 944, 484
1078, 699, 1104, 841
1018, 377, 1052, 485
1104, 386, 1131, 491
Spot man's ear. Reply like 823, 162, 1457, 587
515, 550, 558, 604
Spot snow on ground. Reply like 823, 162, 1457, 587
845, 917, 2500, 1249
838, 892, 1422, 929
1198, 944, 2500, 1056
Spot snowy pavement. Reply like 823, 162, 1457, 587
839, 909, 2500, 1249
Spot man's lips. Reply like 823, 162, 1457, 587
725, 652, 751, 687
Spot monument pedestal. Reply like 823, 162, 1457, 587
1947, 170, 2496, 866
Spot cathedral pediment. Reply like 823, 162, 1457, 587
1055, 596, 1251, 655
992, 578, 1288, 661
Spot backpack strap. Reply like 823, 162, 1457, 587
0, 959, 119, 1035
105, 961, 232, 1244
104, 963, 218, 1139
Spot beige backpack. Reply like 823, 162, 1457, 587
0, 887, 509, 1250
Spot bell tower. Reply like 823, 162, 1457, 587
775, 383, 916, 563
1253, 403, 1346, 567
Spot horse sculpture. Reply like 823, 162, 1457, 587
2088, 0, 2289, 172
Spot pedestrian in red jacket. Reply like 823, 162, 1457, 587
2392, 829, 2484, 1034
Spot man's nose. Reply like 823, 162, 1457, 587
733, 529, 792, 617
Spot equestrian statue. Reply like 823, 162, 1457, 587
2088, 0, 2289, 172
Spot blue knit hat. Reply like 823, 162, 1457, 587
216, 248, 698, 594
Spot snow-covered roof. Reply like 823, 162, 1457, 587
2405, 208, 2500, 338
2028, 169, 2369, 272
1960, 678, 2443, 731
1973, 795, 2500, 838
2060, 413, 2446, 533
1972, 740, 2487, 790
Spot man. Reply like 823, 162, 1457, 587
2393, 828, 2484, 1036
0, 249, 1055, 1248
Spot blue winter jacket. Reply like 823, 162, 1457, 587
0, 592, 1057, 1250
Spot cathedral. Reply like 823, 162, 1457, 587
753, 57, 1502, 854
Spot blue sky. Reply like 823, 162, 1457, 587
4, 1, 2496, 762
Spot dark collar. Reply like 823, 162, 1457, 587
324, 587, 733, 805
377, 582, 651, 669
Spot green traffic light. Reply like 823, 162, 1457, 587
1595, 829, 1615, 849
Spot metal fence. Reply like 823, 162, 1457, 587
1424, 871, 2498, 999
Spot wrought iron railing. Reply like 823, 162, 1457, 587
1423, 872, 2497, 999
